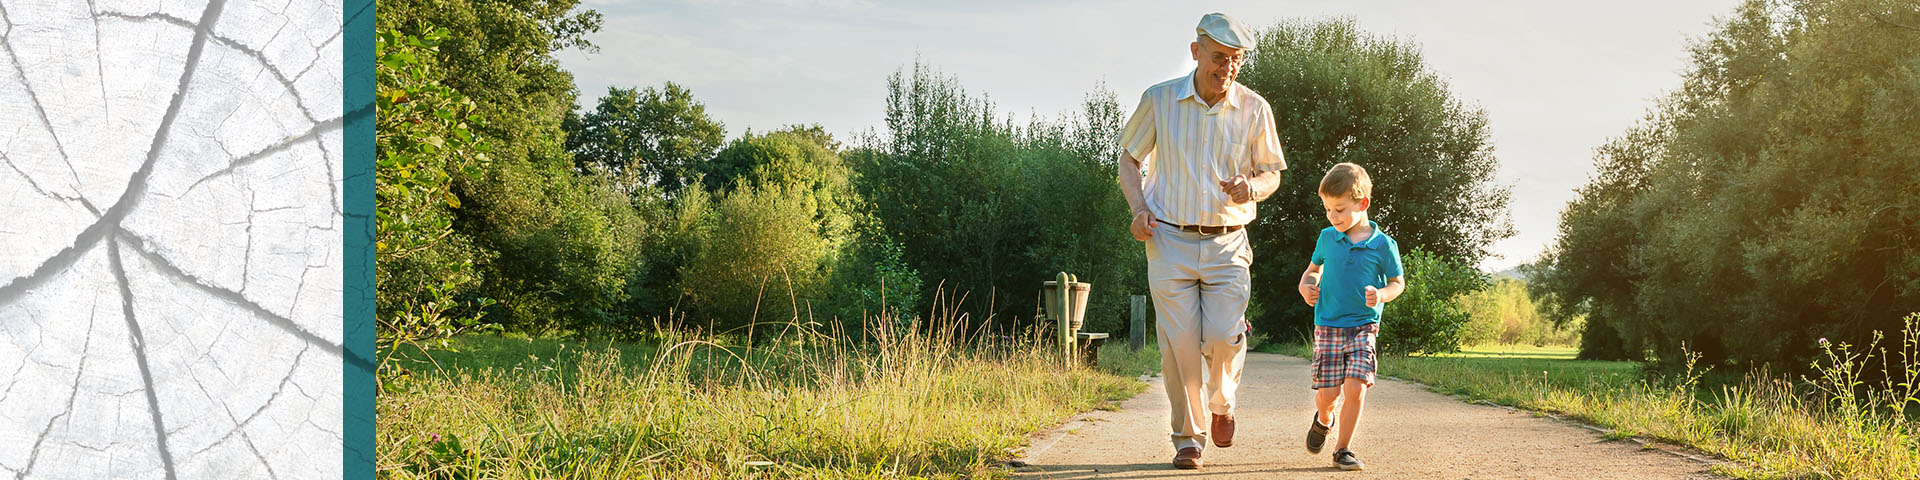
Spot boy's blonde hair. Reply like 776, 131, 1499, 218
1318, 163, 1373, 200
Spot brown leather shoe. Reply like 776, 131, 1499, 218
1172, 447, 1203, 469
1212, 413, 1236, 447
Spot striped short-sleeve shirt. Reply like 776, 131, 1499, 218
1119, 71, 1287, 227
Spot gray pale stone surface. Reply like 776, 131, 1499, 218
0, 0, 344, 478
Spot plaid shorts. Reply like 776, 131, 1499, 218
1311, 323, 1379, 389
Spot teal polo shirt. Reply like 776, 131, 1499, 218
1311, 221, 1405, 327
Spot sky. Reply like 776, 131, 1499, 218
557, 0, 1743, 272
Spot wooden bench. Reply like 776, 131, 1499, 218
1077, 332, 1110, 367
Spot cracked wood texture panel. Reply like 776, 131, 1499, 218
0, 0, 344, 478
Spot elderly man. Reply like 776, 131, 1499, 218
1116, 12, 1286, 470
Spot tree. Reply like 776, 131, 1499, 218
1527, 122, 1663, 360
1234, 18, 1514, 337
702, 125, 879, 332
379, 0, 680, 337
377, 0, 602, 173
1460, 277, 1576, 347
705, 128, 846, 191
374, 26, 498, 355
1536, 0, 1920, 368
565, 83, 727, 193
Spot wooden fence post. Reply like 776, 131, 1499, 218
1130, 295, 1147, 351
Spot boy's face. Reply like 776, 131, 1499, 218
1320, 193, 1370, 233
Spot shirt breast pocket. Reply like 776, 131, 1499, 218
1218, 139, 1248, 177
1203, 126, 1233, 167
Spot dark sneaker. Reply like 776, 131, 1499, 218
1305, 412, 1334, 454
1334, 448, 1364, 470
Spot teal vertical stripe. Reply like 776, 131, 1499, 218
343, 0, 375, 477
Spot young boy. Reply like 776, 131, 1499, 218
1297, 162, 1405, 471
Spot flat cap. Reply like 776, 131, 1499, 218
1195, 12, 1255, 51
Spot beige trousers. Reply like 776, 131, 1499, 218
1144, 221, 1250, 450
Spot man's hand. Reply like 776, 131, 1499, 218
1300, 281, 1320, 306
1365, 285, 1381, 308
1219, 175, 1253, 204
1131, 210, 1158, 241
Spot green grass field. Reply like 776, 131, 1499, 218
1433, 344, 1580, 359
377, 325, 1151, 479
1261, 340, 1919, 480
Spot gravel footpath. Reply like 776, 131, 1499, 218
1012, 352, 1724, 479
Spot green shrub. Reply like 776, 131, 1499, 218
459, 160, 640, 336
827, 233, 925, 336
678, 184, 834, 335
1380, 247, 1486, 356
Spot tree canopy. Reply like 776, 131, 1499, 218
1235, 18, 1514, 336
564, 83, 727, 193
1533, 0, 1920, 366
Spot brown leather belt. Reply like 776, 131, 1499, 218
1165, 222, 1243, 234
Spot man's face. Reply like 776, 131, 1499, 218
1320, 193, 1369, 233
1190, 36, 1246, 94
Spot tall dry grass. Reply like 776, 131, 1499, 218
377, 291, 1146, 479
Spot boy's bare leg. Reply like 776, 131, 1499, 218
1334, 378, 1367, 449
1313, 386, 1340, 426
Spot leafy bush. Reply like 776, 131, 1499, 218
678, 184, 834, 335
1380, 247, 1486, 356
827, 233, 924, 335
459, 160, 642, 336
621, 186, 710, 327
374, 25, 498, 357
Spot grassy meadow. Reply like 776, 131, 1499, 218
375, 316, 1155, 479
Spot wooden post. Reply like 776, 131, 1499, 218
1130, 295, 1147, 351
1056, 272, 1074, 368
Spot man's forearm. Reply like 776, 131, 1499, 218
1118, 152, 1149, 214
1250, 169, 1282, 202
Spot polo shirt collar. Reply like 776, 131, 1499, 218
1179, 69, 1240, 111
1336, 220, 1386, 249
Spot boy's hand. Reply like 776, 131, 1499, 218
1365, 285, 1380, 308
1300, 282, 1320, 306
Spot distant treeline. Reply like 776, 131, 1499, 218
371, 1, 1516, 354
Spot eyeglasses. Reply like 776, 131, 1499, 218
1209, 51, 1247, 69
